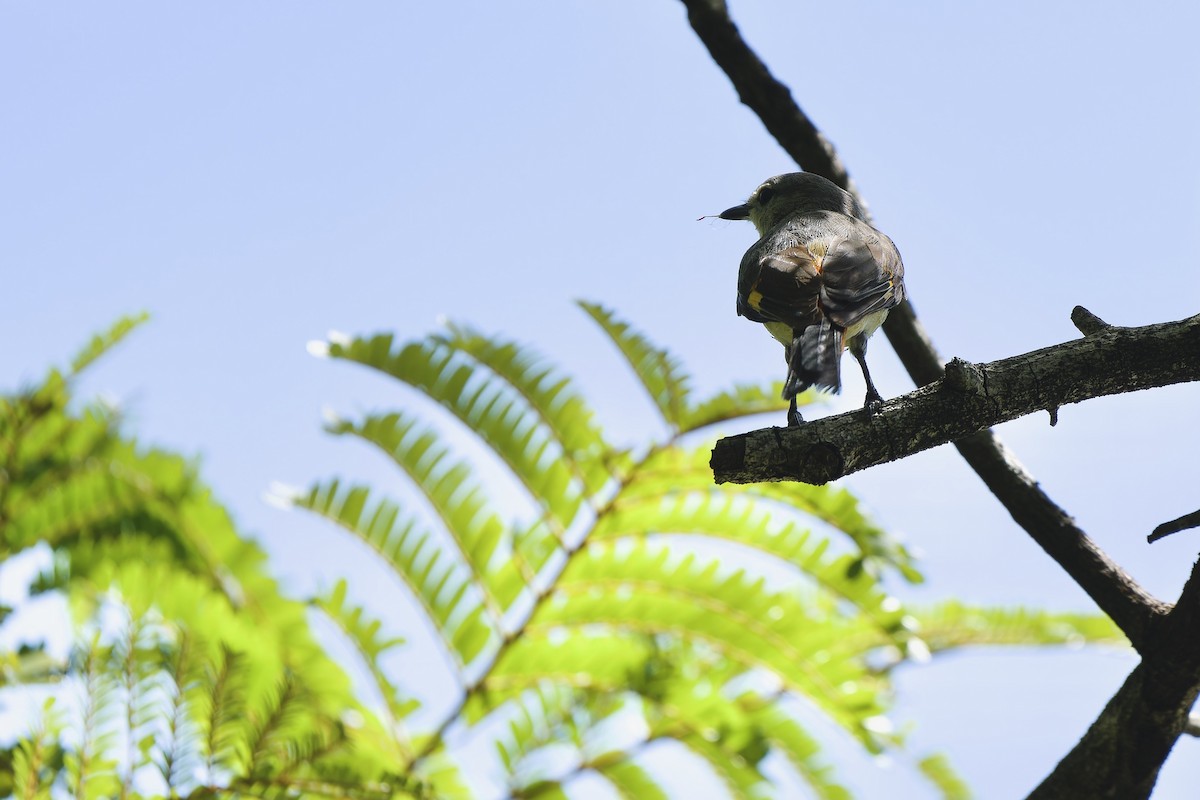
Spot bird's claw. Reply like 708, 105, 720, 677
863, 393, 884, 415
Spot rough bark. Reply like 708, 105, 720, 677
709, 312, 1196, 644
711, 311, 1200, 485
1030, 558, 1200, 799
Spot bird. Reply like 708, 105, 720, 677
718, 172, 906, 426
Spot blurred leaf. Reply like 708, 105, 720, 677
918, 753, 973, 800
600, 760, 670, 800
68, 311, 150, 376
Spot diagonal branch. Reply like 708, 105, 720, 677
1029, 556, 1200, 799
681, 0, 1167, 650
711, 311, 1200, 485
681, 0, 859, 201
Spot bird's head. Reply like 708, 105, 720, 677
718, 172, 866, 235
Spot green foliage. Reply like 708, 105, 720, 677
918, 753, 973, 800
0, 319, 412, 799
293, 303, 1124, 798
0, 309, 1126, 799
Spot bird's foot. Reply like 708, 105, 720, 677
787, 409, 806, 427
863, 391, 885, 416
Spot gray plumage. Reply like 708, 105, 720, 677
719, 173, 905, 425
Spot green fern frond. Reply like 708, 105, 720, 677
324, 333, 589, 531
911, 602, 1127, 653
311, 580, 421, 731
620, 649, 850, 798
10, 699, 64, 800
113, 611, 161, 791
435, 323, 613, 492
476, 632, 657, 717
68, 312, 150, 377
243, 671, 310, 778
65, 640, 122, 800
748, 705, 851, 800
3, 459, 158, 553
295, 479, 497, 670
493, 683, 579, 779
325, 411, 528, 612
5, 401, 111, 500
0, 646, 64, 687
519, 782, 570, 800
679, 382, 791, 433
598, 760, 670, 800
678, 734, 772, 800
540, 541, 889, 748
918, 753, 972, 800
592, 492, 908, 637
625, 445, 920, 581
156, 628, 207, 794
406, 751, 474, 800
578, 301, 693, 431
201, 644, 251, 778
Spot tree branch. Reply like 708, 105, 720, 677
1148, 508, 1200, 544
681, 0, 1167, 652
681, 0, 860, 203
711, 311, 1200, 484
1029, 557, 1200, 799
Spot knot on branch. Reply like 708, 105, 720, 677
1072, 305, 1111, 336
790, 439, 844, 485
943, 357, 986, 395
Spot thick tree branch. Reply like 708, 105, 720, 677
711, 311, 1200, 484
682, 0, 860, 203
712, 310, 1194, 643
681, 0, 1166, 654
1029, 557, 1200, 800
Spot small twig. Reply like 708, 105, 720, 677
1148, 509, 1200, 544
1071, 305, 1111, 336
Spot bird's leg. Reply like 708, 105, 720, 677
787, 395, 804, 427
784, 334, 806, 426
850, 340, 884, 414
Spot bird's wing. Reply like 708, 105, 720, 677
736, 246, 823, 329
816, 236, 905, 330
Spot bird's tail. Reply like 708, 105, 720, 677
783, 321, 842, 399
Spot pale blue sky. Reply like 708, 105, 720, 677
3, 2, 1199, 797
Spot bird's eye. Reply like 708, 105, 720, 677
756, 187, 774, 204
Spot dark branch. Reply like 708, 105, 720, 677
1029, 557, 1200, 799
1148, 508, 1200, 544
952, 432, 1171, 653
1071, 305, 1111, 336
712, 310, 1195, 645
682, 0, 1168, 653
681, 0, 860, 202
712, 311, 1200, 484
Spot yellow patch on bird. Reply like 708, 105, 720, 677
747, 290, 765, 310
763, 321, 792, 347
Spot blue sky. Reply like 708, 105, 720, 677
3, 2, 1199, 797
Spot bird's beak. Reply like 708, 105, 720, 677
718, 203, 750, 221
